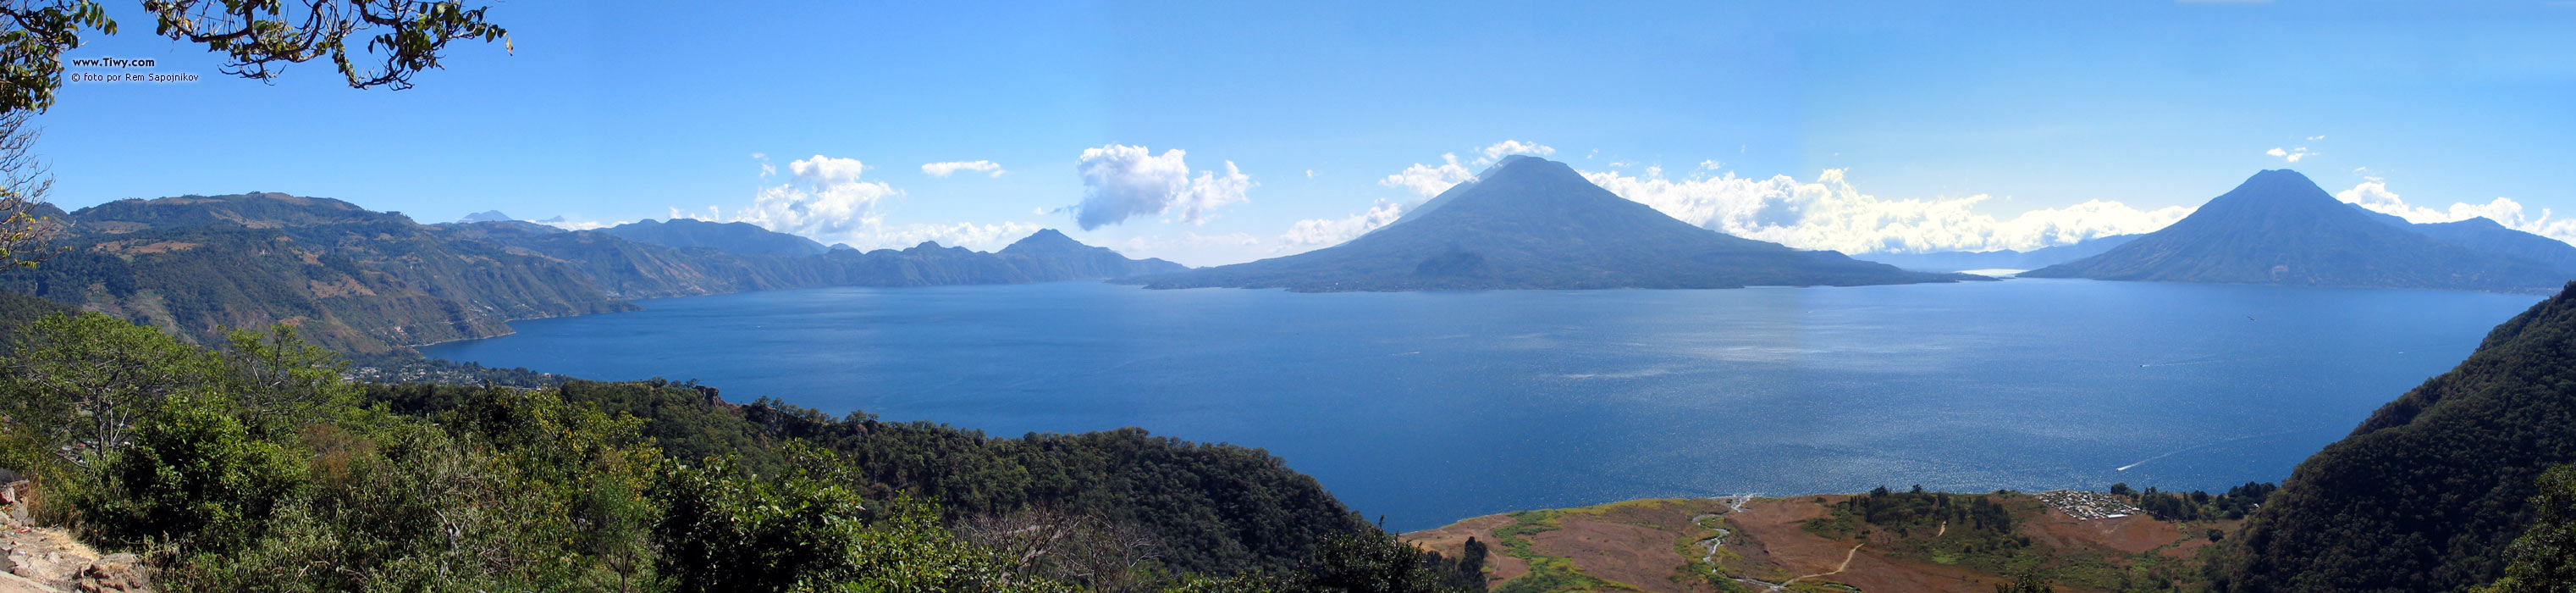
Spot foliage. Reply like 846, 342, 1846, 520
73, 395, 306, 552
1807, 485, 2013, 540
2112, 482, 2275, 522
2215, 282, 2576, 592
0, 111, 58, 269
0, 311, 1453, 592
1994, 572, 2057, 593
1, 0, 506, 114
1, 311, 223, 464
370, 380, 1373, 576
2474, 464, 2576, 593
654, 446, 1066, 593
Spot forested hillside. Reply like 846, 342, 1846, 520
2212, 281, 2576, 591
0, 308, 1478, 592
0, 193, 1184, 353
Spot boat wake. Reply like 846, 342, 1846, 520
2116, 429, 2310, 471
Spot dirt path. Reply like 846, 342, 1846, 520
1781, 542, 1866, 586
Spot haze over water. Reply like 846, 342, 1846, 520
424, 279, 2540, 530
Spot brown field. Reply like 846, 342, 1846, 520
1404, 493, 2224, 593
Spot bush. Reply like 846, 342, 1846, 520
76, 395, 304, 552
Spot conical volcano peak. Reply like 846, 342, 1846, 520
2192, 168, 2345, 217
1476, 154, 1580, 181
2022, 169, 2570, 292
1001, 229, 1090, 254
2234, 169, 2324, 194
1119, 152, 1980, 291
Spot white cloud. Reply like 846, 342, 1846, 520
870, 221, 1047, 251
533, 216, 626, 231
1478, 140, 1555, 163
664, 153, 1049, 251
2307, 135, 2325, 141
1305, 169, 1317, 179
2266, 147, 2315, 163
1579, 166, 2192, 254
730, 155, 902, 242
1070, 144, 1252, 230
2336, 180, 2576, 245
922, 160, 1007, 178
1280, 199, 1404, 251
1380, 153, 1476, 198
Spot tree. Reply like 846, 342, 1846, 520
1995, 571, 2056, 593
1, 312, 221, 465
2, 0, 509, 114
218, 322, 356, 435
0, 0, 510, 269
2475, 464, 2576, 593
0, 111, 53, 269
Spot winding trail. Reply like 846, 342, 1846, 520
1781, 542, 1866, 586
1691, 499, 1802, 592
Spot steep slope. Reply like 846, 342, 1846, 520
999, 229, 1189, 279
1858, 234, 2142, 273
2022, 170, 2568, 292
4, 194, 1183, 352
2350, 205, 2576, 272
597, 218, 832, 258
2215, 282, 2576, 592
1127, 156, 1979, 291
2410, 217, 2576, 272
9, 195, 643, 353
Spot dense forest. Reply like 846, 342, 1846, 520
2210, 282, 2576, 591
0, 302, 1481, 592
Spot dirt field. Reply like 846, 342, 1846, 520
1404, 492, 2224, 593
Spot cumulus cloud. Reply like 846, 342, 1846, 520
2266, 147, 2315, 163
1478, 140, 1555, 163
1070, 144, 1252, 230
1280, 199, 1404, 250
922, 160, 1007, 178
1379, 152, 1477, 198
1579, 166, 2192, 254
730, 155, 903, 241
666, 154, 1047, 251
2336, 180, 2576, 245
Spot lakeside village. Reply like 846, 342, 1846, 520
2035, 490, 2150, 520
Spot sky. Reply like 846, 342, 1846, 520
30, 1, 2576, 266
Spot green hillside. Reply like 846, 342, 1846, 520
2214, 282, 2576, 591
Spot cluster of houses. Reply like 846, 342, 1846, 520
2034, 490, 2146, 520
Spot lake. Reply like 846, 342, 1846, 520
422, 278, 2541, 531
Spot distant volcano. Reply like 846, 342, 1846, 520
2022, 169, 2568, 292
1123, 156, 1983, 291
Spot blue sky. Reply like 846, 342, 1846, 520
34, 0, 2576, 265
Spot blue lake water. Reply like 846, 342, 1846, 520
422, 279, 2542, 531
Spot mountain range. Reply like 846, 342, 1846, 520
596, 218, 835, 257
1856, 234, 2142, 273
3, 193, 1183, 353
1126, 156, 1986, 291
2022, 169, 2573, 293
